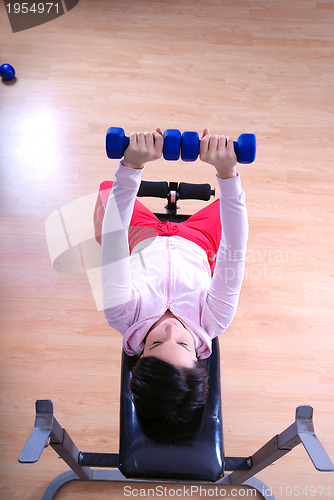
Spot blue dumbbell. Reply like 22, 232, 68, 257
106, 127, 129, 159
106, 128, 256, 164
163, 129, 181, 160
181, 131, 256, 164
106, 127, 181, 160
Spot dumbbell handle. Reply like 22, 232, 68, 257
182, 138, 245, 158
123, 135, 130, 150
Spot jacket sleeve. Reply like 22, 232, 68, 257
204, 172, 248, 335
101, 163, 143, 311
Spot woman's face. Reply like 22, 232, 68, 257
142, 317, 197, 368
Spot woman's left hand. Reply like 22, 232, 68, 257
200, 128, 237, 179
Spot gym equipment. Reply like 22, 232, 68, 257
180, 131, 256, 163
163, 128, 182, 160
19, 341, 334, 499
0, 63, 15, 81
20, 181, 333, 499
106, 127, 257, 164
137, 180, 216, 222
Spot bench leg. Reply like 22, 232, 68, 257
42, 471, 79, 500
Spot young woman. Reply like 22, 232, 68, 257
98, 128, 248, 443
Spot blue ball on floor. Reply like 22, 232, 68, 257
0, 63, 16, 81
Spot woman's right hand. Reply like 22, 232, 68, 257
123, 128, 163, 170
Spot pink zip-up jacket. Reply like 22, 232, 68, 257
101, 163, 248, 359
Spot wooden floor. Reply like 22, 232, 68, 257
1, 0, 333, 498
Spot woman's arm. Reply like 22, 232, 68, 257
200, 129, 249, 332
207, 174, 248, 330
101, 164, 143, 309
101, 129, 163, 310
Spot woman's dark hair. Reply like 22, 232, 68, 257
130, 356, 209, 444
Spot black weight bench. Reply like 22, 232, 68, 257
18, 336, 334, 500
